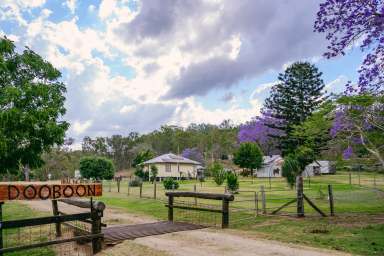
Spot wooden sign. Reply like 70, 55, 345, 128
0, 183, 102, 201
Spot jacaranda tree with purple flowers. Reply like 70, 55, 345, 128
315, 0, 384, 93
182, 147, 204, 164
237, 110, 285, 155
331, 94, 384, 166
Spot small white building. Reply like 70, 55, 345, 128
143, 153, 201, 180
256, 155, 284, 178
303, 160, 336, 177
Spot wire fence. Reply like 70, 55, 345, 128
102, 173, 384, 229
2, 220, 93, 256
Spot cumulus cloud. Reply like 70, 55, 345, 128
114, 0, 326, 99
0, 0, 331, 140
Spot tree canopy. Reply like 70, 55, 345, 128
233, 142, 263, 174
264, 62, 325, 155
79, 157, 115, 180
0, 37, 69, 178
315, 0, 384, 93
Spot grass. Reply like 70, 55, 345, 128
2, 203, 55, 256
100, 171, 384, 255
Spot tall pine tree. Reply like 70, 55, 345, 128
264, 62, 325, 155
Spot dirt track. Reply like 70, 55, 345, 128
22, 200, 350, 256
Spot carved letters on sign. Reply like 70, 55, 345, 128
0, 184, 102, 201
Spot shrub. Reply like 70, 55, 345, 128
282, 155, 301, 187
129, 177, 142, 187
209, 162, 227, 185
163, 177, 179, 190
134, 165, 149, 180
233, 142, 263, 177
226, 172, 239, 193
150, 165, 158, 182
79, 157, 115, 180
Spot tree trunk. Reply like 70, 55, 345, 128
23, 164, 30, 181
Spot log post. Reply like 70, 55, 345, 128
51, 200, 61, 237
296, 176, 304, 217
91, 200, 103, 254
222, 198, 229, 228
194, 185, 197, 205
108, 180, 111, 192
127, 181, 130, 196
154, 180, 157, 200
260, 186, 266, 214
139, 182, 143, 198
328, 184, 334, 216
349, 171, 352, 185
254, 192, 258, 216
117, 178, 120, 193
0, 202, 3, 256
168, 195, 174, 222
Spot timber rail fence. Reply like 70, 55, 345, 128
0, 199, 105, 255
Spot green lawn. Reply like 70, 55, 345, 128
2, 203, 55, 256
100, 171, 384, 255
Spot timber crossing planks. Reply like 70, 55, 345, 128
103, 221, 205, 243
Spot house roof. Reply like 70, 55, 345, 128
262, 155, 283, 165
143, 153, 201, 165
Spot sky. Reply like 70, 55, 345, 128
0, 0, 364, 146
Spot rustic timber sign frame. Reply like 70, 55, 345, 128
0, 183, 102, 201
165, 191, 234, 228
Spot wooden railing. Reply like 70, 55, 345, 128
165, 191, 234, 228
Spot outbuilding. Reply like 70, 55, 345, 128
303, 160, 336, 177
256, 155, 284, 178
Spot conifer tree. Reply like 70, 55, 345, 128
264, 62, 325, 155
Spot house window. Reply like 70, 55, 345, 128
165, 163, 171, 172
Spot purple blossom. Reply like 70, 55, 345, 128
182, 147, 204, 164
314, 0, 384, 94
238, 110, 285, 154
342, 146, 353, 160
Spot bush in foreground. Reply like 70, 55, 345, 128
129, 177, 143, 187
163, 177, 179, 190
209, 162, 227, 185
226, 172, 239, 193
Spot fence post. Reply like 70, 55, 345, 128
117, 178, 120, 193
358, 165, 361, 186
268, 175, 271, 190
0, 202, 3, 256
140, 183, 143, 198
51, 200, 61, 237
127, 181, 130, 196
194, 185, 197, 205
222, 199, 229, 228
154, 179, 157, 199
260, 186, 266, 214
168, 195, 174, 222
296, 176, 304, 217
328, 184, 334, 216
349, 171, 352, 185
108, 180, 111, 192
91, 200, 103, 254
254, 192, 259, 216
374, 174, 376, 188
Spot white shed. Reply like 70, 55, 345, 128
143, 153, 201, 180
303, 160, 336, 177
256, 155, 284, 178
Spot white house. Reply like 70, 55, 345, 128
303, 160, 336, 177
143, 153, 201, 180
256, 155, 284, 178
